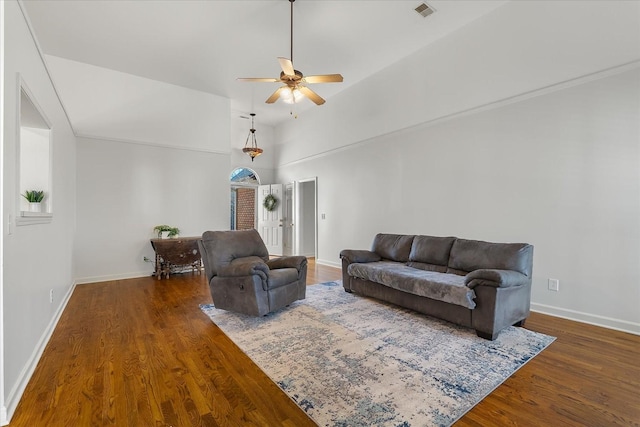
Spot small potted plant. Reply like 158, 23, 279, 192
167, 227, 180, 238
22, 190, 45, 212
153, 224, 180, 239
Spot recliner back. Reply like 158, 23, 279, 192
200, 229, 269, 282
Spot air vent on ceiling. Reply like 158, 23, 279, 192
415, 2, 435, 18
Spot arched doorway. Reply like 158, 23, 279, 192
230, 167, 260, 230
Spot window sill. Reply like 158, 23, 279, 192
17, 211, 53, 225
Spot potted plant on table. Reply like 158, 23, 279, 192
22, 190, 45, 212
153, 224, 180, 239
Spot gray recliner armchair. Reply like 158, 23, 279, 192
198, 229, 307, 316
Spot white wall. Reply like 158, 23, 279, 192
40, 55, 235, 282
74, 137, 230, 282
278, 67, 640, 334
275, 1, 640, 334
43, 52, 283, 283
2, 0, 77, 423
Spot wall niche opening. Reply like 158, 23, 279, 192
17, 77, 53, 224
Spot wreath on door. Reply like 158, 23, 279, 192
263, 194, 278, 211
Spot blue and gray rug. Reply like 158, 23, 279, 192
200, 281, 555, 427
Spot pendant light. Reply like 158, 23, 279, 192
242, 113, 263, 161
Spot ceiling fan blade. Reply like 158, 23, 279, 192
266, 86, 287, 104
237, 77, 279, 82
298, 86, 325, 105
302, 74, 344, 84
278, 57, 295, 76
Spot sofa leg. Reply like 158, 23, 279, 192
513, 319, 526, 327
476, 330, 498, 341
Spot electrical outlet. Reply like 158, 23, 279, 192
548, 279, 559, 292
321, 213, 326, 220
49, 289, 54, 303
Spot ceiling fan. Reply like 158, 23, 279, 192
237, 0, 343, 106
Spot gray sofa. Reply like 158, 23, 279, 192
340, 234, 533, 340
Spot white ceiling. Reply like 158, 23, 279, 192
22, 0, 509, 127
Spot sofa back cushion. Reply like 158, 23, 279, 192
372, 234, 415, 262
447, 238, 533, 276
407, 235, 456, 273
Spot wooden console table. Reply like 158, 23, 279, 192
150, 237, 202, 279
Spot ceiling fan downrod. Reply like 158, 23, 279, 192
289, 0, 295, 64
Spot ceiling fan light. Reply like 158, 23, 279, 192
281, 87, 304, 104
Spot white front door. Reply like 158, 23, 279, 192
258, 184, 284, 255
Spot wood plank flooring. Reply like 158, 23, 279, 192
9, 260, 640, 426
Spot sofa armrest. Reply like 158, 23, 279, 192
465, 269, 529, 289
340, 249, 381, 264
267, 256, 307, 272
218, 257, 269, 280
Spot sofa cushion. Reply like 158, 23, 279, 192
372, 234, 415, 262
347, 261, 476, 309
448, 239, 533, 276
408, 235, 456, 272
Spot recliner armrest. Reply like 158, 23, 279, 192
465, 269, 529, 289
267, 256, 307, 272
340, 250, 381, 264
217, 258, 269, 280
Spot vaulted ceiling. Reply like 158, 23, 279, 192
22, 0, 508, 126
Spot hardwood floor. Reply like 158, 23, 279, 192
9, 260, 640, 426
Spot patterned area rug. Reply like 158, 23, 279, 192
200, 281, 555, 427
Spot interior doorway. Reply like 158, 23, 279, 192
296, 178, 317, 259
283, 183, 294, 256
230, 167, 260, 230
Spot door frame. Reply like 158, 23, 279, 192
295, 177, 318, 259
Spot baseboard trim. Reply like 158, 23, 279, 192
75, 271, 152, 284
1, 405, 8, 427
3, 280, 76, 425
316, 258, 341, 269
531, 303, 640, 336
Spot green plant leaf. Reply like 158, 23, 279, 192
22, 190, 44, 202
